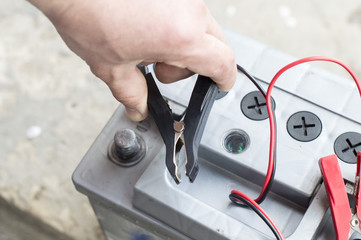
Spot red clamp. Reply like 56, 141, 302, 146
319, 152, 361, 240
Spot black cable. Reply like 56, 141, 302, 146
236, 64, 267, 98
229, 193, 283, 240
232, 64, 277, 205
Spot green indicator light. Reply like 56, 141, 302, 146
227, 143, 243, 152
224, 130, 249, 154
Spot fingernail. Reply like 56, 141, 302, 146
125, 107, 144, 122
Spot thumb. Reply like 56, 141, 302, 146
106, 66, 148, 122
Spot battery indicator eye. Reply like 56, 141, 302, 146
223, 130, 250, 154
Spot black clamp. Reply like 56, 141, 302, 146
143, 66, 219, 184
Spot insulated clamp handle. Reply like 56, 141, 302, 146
319, 155, 352, 240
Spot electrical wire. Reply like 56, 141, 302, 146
237, 65, 267, 98
234, 64, 277, 205
231, 64, 281, 238
229, 190, 285, 240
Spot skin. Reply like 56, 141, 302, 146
27, 0, 237, 121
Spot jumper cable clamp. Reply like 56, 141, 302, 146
142, 66, 219, 184
319, 151, 361, 240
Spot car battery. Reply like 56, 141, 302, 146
72, 29, 361, 240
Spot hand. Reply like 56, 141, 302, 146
29, 0, 237, 121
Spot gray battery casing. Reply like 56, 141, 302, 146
72, 29, 361, 240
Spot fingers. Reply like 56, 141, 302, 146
91, 63, 148, 122
154, 63, 193, 83
179, 34, 237, 91
154, 35, 236, 90
191, 10, 236, 90
110, 67, 148, 121
154, 8, 235, 89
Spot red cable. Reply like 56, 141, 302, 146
262, 56, 361, 200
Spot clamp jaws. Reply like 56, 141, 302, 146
145, 67, 219, 184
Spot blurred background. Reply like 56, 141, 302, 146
1, 0, 361, 239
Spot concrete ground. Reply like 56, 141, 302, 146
1, 0, 361, 239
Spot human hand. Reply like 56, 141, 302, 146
29, 0, 237, 121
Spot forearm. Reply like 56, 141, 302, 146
27, 0, 73, 21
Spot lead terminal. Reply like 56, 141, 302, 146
108, 129, 146, 167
